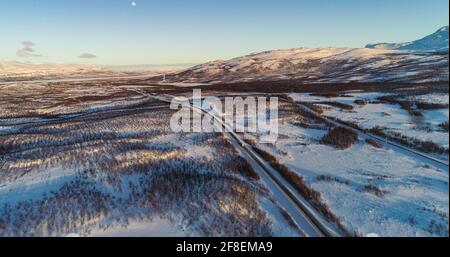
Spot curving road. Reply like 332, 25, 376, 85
145, 92, 341, 237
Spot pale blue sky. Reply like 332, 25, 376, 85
0, 0, 448, 65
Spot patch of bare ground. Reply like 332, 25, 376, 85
232, 155, 261, 181
415, 102, 449, 110
317, 175, 349, 185
362, 184, 387, 197
365, 139, 382, 148
321, 127, 359, 150
354, 99, 366, 106
400, 101, 423, 117
439, 122, 449, 132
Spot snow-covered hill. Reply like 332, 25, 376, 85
0, 61, 117, 81
366, 26, 449, 52
168, 47, 448, 84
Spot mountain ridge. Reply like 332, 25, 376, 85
366, 26, 449, 52
165, 26, 449, 85
167, 47, 448, 84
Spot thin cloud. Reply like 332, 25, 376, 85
16, 41, 44, 58
79, 53, 97, 59
23, 46, 34, 52
22, 41, 35, 47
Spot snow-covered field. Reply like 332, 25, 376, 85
235, 98, 448, 236
0, 78, 448, 237
88, 218, 188, 237
290, 92, 449, 151
0, 82, 301, 237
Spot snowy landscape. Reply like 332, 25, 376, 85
0, 10, 448, 238
235, 97, 448, 236
0, 82, 302, 236
289, 91, 449, 154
